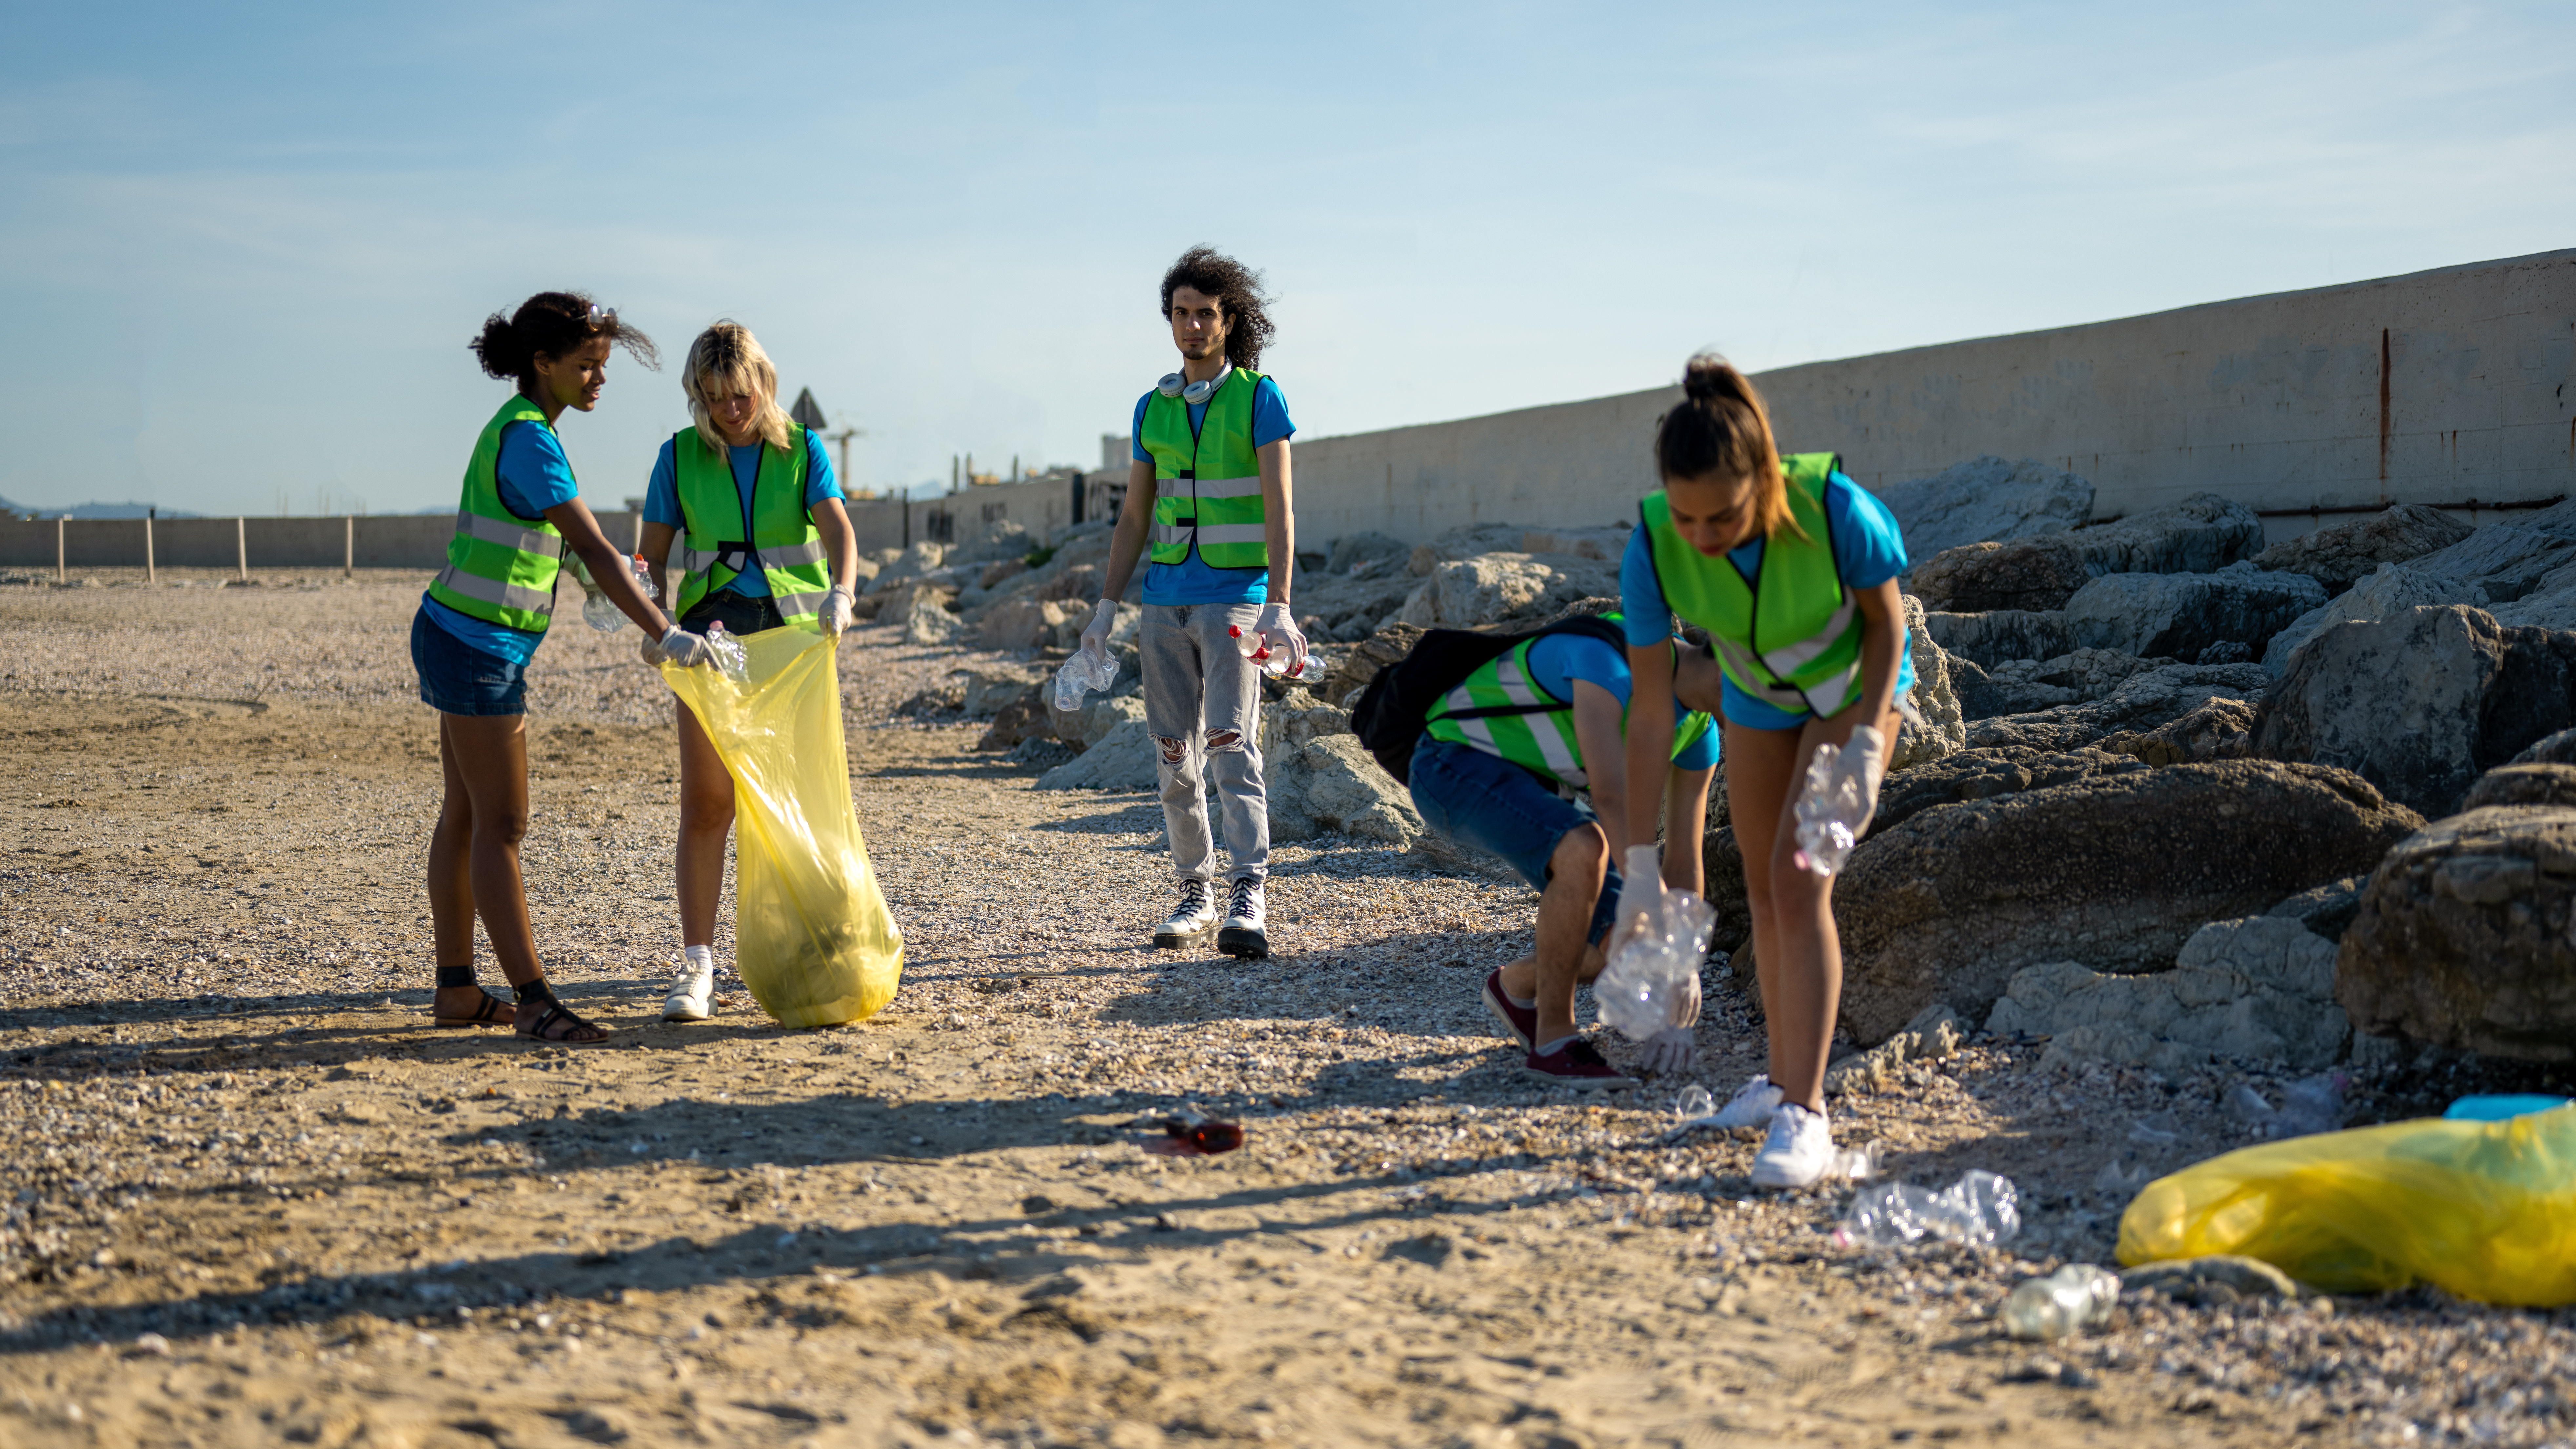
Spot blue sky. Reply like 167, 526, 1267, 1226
3, 0, 2571, 515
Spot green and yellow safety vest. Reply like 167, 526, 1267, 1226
426, 394, 567, 633
1422, 626, 1716, 791
1139, 366, 1269, 570
667, 427, 834, 630
1640, 452, 1862, 719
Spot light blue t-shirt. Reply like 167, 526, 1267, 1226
1129, 375, 1295, 606
1522, 633, 1723, 771
420, 417, 581, 666
1618, 472, 1916, 730
643, 430, 843, 599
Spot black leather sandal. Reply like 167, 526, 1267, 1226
513, 979, 610, 1044
432, 965, 515, 1028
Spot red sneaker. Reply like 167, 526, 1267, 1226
1524, 1038, 1637, 1090
1482, 969, 1537, 1048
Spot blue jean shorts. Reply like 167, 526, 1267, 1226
412, 608, 528, 716
1408, 737, 1623, 944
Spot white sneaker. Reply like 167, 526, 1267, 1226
663, 960, 715, 1022
1712, 1074, 1784, 1129
1153, 880, 1220, 949
1751, 1102, 1833, 1190
1217, 877, 1267, 961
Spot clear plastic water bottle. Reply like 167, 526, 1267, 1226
2002, 1264, 2121, 1340
1595, 846, 1717, 1041
703, 620, 750, 684
1052, 647, 1120, 713
1790, 725, 1887, 877
1228, 624, 1327, 682
1833, 1171, 2021, 1248
583, 554, 652, 633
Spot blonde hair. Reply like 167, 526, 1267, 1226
1655, 352, 1807, 543
682, 321, 796, 456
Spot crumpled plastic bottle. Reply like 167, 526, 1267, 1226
582, 553, 653, 633
1051, 646, 1120, 713
2002, 1264, 2121, 1340
2223, 1072, 2348, 1140
1791, 733, 1875, 876
1227, 625, 1326, 682
703, 620, 750, 684
1594, 846, 1716, 1042
1833, 1170, 2021, 1248
1674, 1085, 1716, 1121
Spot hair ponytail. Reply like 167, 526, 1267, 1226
1655, 352, 1803, 542
468, 291, 660, 395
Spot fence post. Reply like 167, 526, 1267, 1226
56, 516, 65, 583
344, 516, 354, 578
236, 516, 247, 581
144, 513, 155, 584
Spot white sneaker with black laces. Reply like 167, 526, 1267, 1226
1751, 1101, 1834, 1190
1712, 1074, 1784, 1130
1216, 876, 1268, 960
663, 959, 715, 1023
1153, 879, 1220, 949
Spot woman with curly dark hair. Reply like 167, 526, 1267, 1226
1078, 246, 1300, 960
413, 290, 688, 1044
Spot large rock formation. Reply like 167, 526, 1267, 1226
1951, 648, 2155, 719
2254, 504, 2476, 595
1830, 761, 2423, 1043
1890, 595, 1966, 772
1921, 610, 2081, 670
2059, 565, 2326, 660
1910, 536, 2093, 613
2254, 605, 2576, 818
1867, 746, 2150, 838
2260, 563, 2489, 675
1986, 916, 2349, 1071
1873, 456, 2095, 567
1267, 734, 1426, 844
2463, 763, 2576, 811
1962, 660, 2271, 753
1395, 553, 1619, 629
2339, 805, 2576, 1061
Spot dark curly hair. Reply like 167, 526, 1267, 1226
1159, 246, 1276, 371
469, 291, 661, 395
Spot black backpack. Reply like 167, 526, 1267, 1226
1351, 613, 1629, 785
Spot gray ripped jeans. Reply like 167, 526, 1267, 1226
1140, 602, 1269, 885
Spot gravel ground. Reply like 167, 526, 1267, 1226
3, 570, 2575, 1447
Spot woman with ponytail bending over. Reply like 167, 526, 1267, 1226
413, 291, 681, 1044
1617, 355, 1914, 1188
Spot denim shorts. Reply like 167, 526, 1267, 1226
681, 590, 787, 636
1408, 736, 1624, 944
411, 608, 528, 716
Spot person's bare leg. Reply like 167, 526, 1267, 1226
426, 714, 513, 1025
1721, 720, 1805, 1092
445, 714, 605, 1042
1528, 824, 1609, 1049
676, 702, 734, 949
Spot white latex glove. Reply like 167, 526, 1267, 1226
1638, 1025, 1701, 1075
659, 626, 713, 668
1598, 845, 1665, 967
819, 586, 855, 636
1836, 723, 1891, 835
637, 632, 666, 668
1256, 601, 1309, 675
1077, 598, 1116, 659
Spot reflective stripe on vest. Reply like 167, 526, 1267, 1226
1640, 453, 1865, 719
1139, 367, 1269, 570
424, 394, 568, 633
1421, 628, 1717, 792
671, 426, 831, 632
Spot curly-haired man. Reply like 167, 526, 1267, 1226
1082, 246, 1300, 960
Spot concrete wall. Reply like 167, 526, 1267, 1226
1291, 249, 2576, 545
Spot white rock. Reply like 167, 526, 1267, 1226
1873, 456, 2095, 566
1985, 916, 2348, 1072
1036, 718, 1159, 791
2261, 563, 2490, 675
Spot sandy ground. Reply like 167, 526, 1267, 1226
3, 569, 2573, 1448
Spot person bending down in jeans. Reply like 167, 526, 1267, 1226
1407, 617, 1730, 1088
1084, 246, 1302, 960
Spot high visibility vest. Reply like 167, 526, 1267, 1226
667, 427, 833, 630
1640, 452, 1864, 719
1421, 627, 1716, 791
1139, 366, 1269, 570
426, 394, 567, 633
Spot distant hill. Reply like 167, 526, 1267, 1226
0, 496, 201, 520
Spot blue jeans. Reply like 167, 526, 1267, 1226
411, 607, 528, 716
1408, 737, 1622, 944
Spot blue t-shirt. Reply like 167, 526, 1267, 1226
1522, 633, 1723, 771
420, 417, 582, 666
1129, 376, 1295, 606
1618, 472, 1916, 730
643, 430, 843, 599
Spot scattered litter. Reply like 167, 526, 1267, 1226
702, 620, 750, 683
2445, 1094, 2573, 1122
1829, 1141, 1885, 1183
1833, 1171, 2020, 1248
1790, 724, 1884, 877
1594, 846, 1715, 1042
1141, 1111, 1245, 1158
2002, 1263, 2120, 1340
1050, 645, 1119, 713
127, 1333, 171, 1358
2128, 1111, 2182, 1145
1674, 1085, 1715, 1120
2093, 1160, 2152, 1194
2223, 1073, 2348, 1139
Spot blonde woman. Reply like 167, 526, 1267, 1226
638, 322, 861, 1021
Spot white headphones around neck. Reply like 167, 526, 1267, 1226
1156, 361, 1233, 406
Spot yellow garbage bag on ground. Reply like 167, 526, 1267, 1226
2116, 1106, 2576, 1305
661, 628, 902, 1027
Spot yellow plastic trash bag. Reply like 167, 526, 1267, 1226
661, 627, 902, 1027
2116, 1106, 2576, 1305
